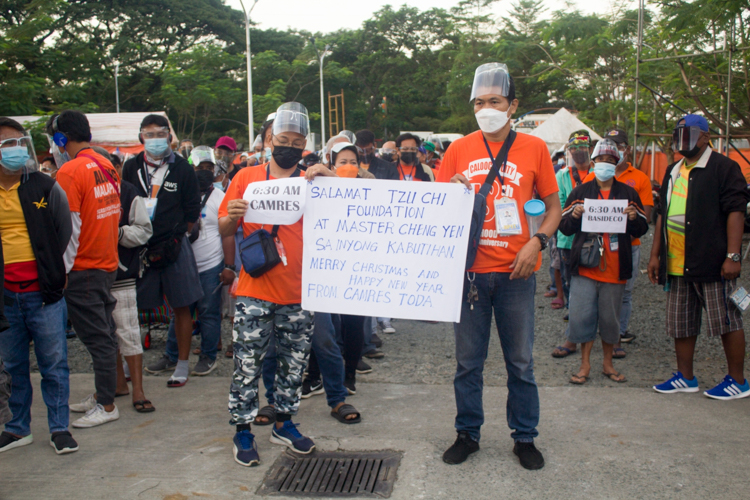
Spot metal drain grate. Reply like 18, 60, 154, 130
257, 450, 401, 497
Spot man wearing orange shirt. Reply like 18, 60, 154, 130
437, 63, 561, 469
582, 129, 654, 353
47, 111, 122, 429
219, 103, 320, 467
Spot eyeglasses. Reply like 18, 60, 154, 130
399, 147, 418, 153
0, 137, 32, 149
141, 131, 169, 139
273, 135, 306, 149
356, 146, 374, 155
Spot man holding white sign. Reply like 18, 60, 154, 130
558, 139, 648, 386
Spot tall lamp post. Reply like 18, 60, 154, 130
312, 39, 330, 150
240, 0, 260, 149
114, 60, 120, 113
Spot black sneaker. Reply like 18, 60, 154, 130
50, 431, 79, 455
301, 379, 324, 399
513, 441, 545, 470
344, 377, 356, 395
191, 355, 217, 376
0, 431, 33, 454
145, 354, 177, 374
563, 314, 569, 322
620, 331, 636, 344
356, 360, 372, 374
363, 349, 385, 359
442, 432, 479, 465
372, 333, 383, 348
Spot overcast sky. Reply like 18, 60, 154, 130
225, 0, 616, 34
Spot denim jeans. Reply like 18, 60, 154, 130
453, 272, 539, 443
362, 317, 377, 354
0, 291, 69, 435
166, 261, 223, 362
309, 313, 349, 407
619, 245, 641, 335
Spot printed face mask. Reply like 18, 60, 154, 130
475, 108, 510, 134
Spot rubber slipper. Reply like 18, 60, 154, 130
551, 298, 565, 309
602, 371, 627, 383
331, 403, 361, 424
133, 399, 156, 413
613, 347, 627, 359
569, 374, 589, 385
192, 348, 201, 355
225, 349, 233, 359
254, 405, 276, 426
544, 290, 557, 298
551, 346, 576, 358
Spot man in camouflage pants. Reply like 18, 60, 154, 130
228, 299, 313, 426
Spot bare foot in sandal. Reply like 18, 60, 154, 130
602, 371, 627, 383
569, 368, 590, 385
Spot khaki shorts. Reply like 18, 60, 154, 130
111, 285, 143, 356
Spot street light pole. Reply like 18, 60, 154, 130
240, 0, 259, 149
312, 39, 330, 151
114, 60, 120, 113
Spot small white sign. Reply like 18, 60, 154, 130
581, 199, 628, 234
242, 177, 307, 225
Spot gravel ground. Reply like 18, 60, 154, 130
56, 228, 750, 390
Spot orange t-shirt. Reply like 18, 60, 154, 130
578, 190, 626, 285
398, 164, 422, 181
436, 131, 558, 273
219, 165, 303, 305
56, 149, 120, 273
584, 164, 653, 245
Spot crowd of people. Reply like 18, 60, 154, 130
0, 62, 747, 473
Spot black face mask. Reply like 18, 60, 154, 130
678, 145, 702, 158
272, 146, 304, 169
381, 152, 395, 163
571, 149, 590, 166
361, 151, 375, 164
400, 152, 418, 166
196, 169, 214, 192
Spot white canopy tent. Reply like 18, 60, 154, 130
527, 108, 601, 155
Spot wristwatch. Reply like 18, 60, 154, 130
533, 233, 549, 250
224, 263, 237, 272
727, 253, 741, 262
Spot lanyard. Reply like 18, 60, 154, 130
139, 161, 171, 199
482, 136, 509, 186
570, 167, 583, 187
398, 164, 416, 181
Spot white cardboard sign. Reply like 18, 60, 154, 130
581, 198, 628, 233
302, 177, 474, 322
242, 177, 307, 225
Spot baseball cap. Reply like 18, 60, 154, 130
679, 114, 709, 132
605, 129, 628, 145
423, 141, 435, 152
215, 136, 237, 151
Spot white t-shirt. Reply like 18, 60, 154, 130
191, 188, 225, 273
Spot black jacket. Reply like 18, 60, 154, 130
559, 179, 649, 281
368, 157, 399, 180
0, 240, 8, 332
656, 149, 749, 284
122, 151, 200, 244
16, 172, 72, 304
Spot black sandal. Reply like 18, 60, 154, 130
254, 405, 276, 425
133, 400, 155, 413
331, 403, 361, 424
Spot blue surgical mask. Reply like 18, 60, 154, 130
0, 146, 30, 171
593, 162, 616, 182
213, 181, 224, 192
144, 138, 170, 158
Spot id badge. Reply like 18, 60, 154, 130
609, 234, 619, 252
729, 286, 750, 312
404, 174, 413, 181
494, 197, 522, 235
144, 198, 158, 221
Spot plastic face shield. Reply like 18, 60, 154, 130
672, 125, 703, 153
470, 63, 511, 102
0, 134, 38, 172
272, 102, 310, 142
338, 130, 356, 143
189, 146, 216, 168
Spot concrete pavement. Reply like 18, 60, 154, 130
1, 374, 749, 499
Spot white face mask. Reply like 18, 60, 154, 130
475, 108, 510, 134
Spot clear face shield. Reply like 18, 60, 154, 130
46, 134, 69, 168
189, 146, 216, 168
672, 125, 703, 153
0, 134, 38, 173
470, 63, 511, 101
272, 102, 310, 148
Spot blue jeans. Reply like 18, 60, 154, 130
311, 313, 349, 407
0, 291, 69, 435
619, 245, 641, 335
453, 272, 539, 443
166, 261, 223, 361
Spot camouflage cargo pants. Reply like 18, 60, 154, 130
228, 296, 313, 425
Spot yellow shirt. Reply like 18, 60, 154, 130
0, 182, 35, 264
666, 162, 695, 275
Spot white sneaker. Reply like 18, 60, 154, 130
72, 404, 119, 428
69, 393, 97, 413
380, 320, 396, 334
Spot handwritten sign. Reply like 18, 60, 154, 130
582, 198, 628, 233
242, 177, 307, 225
302, 178, 473, 322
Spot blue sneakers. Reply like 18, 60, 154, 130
233, 430, 259, 467
704, 375, 750, 400
653, 372, 700, 393
270, 421, 316, 454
